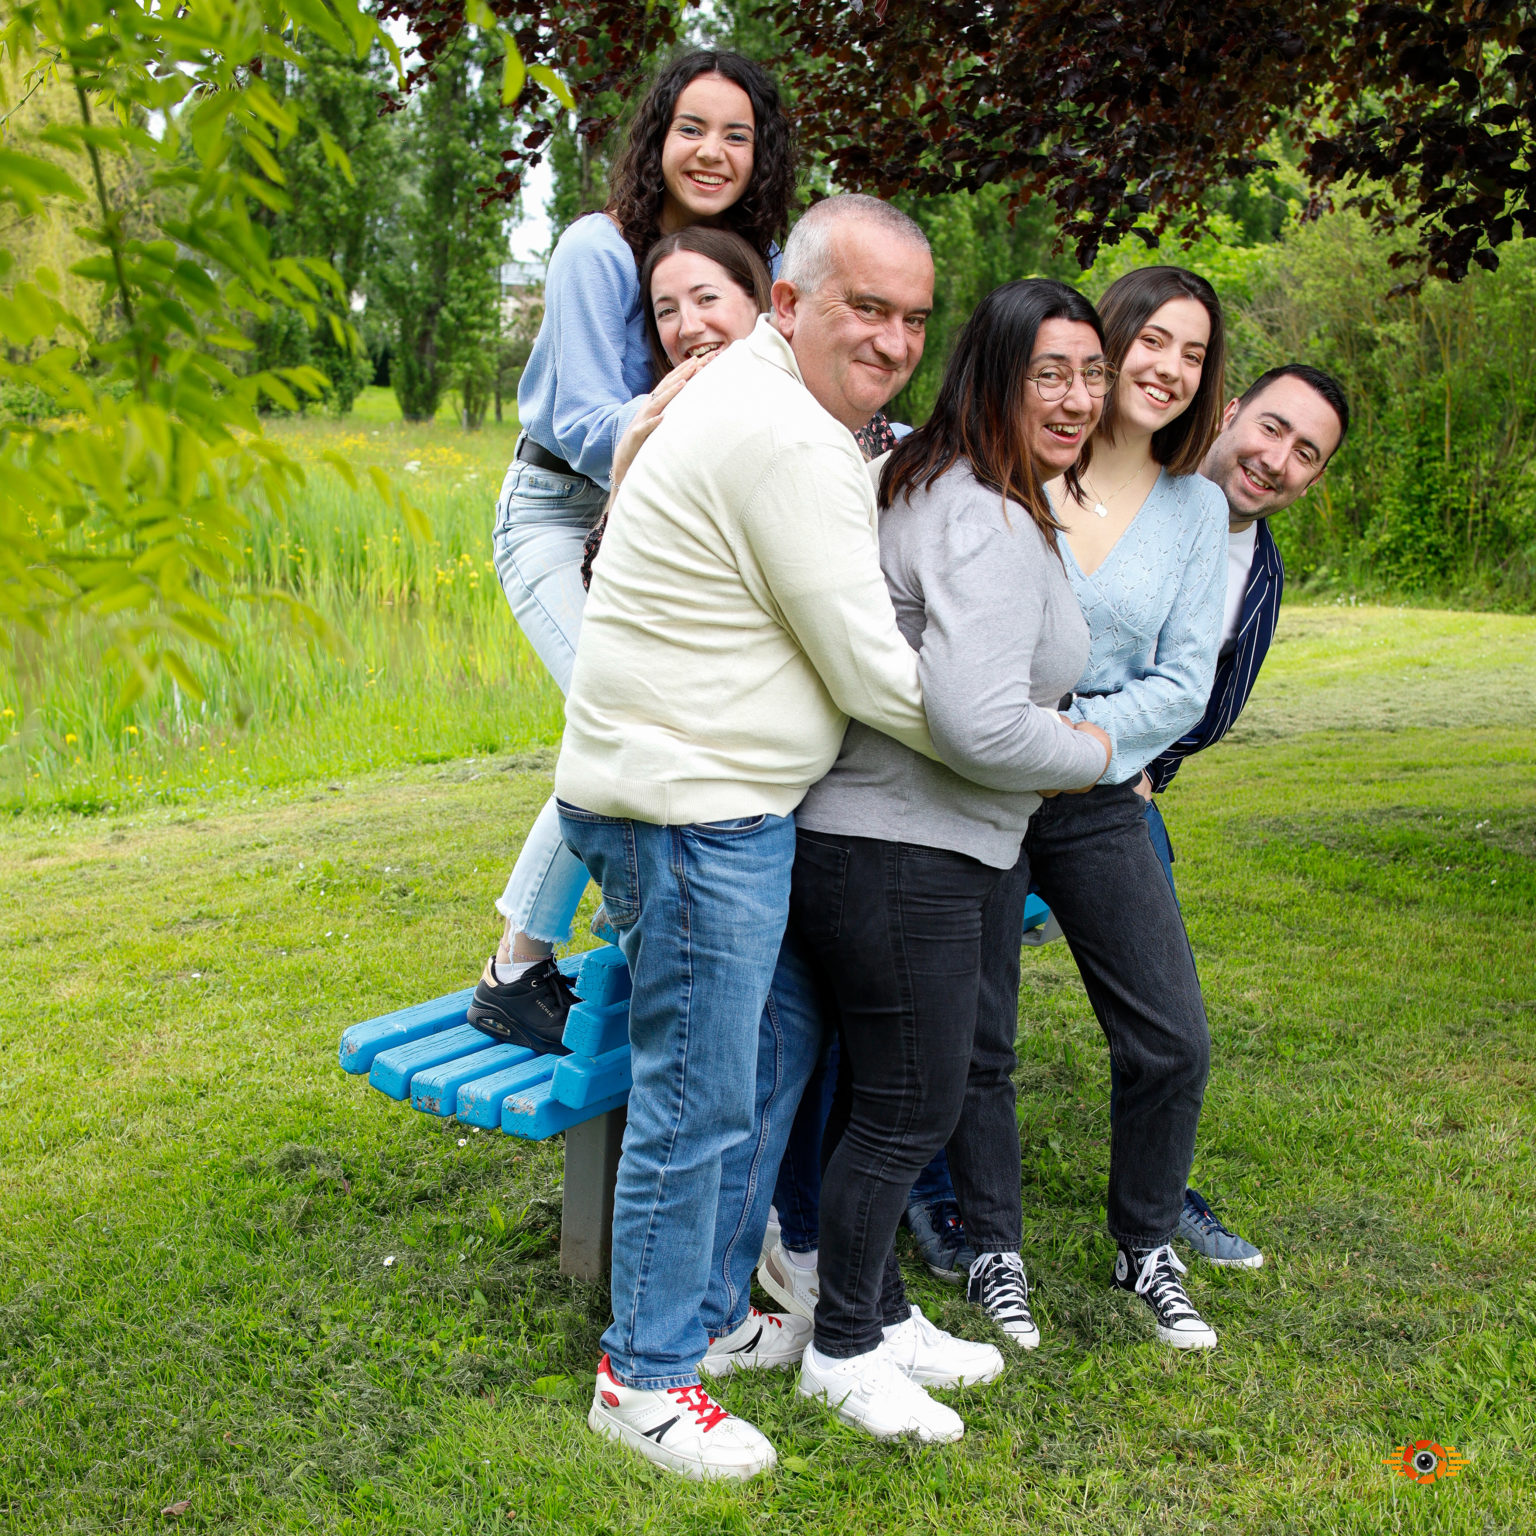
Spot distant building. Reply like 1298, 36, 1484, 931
500, 260, 545, 326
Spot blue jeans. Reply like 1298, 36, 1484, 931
492, 452, 605, 943
1144, 797, 1177, 898
555, 803, 810, 1389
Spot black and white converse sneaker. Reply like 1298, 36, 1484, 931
1111, 1242, 1218, 1350
967, 1251, 1041, 1349
465, 955, 575, 1055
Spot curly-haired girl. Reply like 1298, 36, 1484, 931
473, 52, 796, 1050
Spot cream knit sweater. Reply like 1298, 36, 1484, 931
554, 315, 933, 825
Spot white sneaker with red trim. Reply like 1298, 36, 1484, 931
588, 1354, 776, 1480
699, 1306, 813, 1377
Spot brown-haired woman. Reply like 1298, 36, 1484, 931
785, 278, 1114, 1443
473, 53, 795, 1055
580, 228, 774, 585
1016, 264, 1231, 1352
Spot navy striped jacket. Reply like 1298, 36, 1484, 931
1147, 519, 1284, 794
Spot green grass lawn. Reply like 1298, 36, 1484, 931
2, 604, 1532, 1534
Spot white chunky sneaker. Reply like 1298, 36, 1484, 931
1111, 1242, 1218, 1350
588, 1354, 776, 1480
882, 1302, 1005, 1388
798, 1341, 963, 1444
758, 1205, 782, 1268
699, 1306, 813, 1378
756, 1240, 819, 1322
967, 1251, 1041, 1349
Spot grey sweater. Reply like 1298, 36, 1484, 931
796, 461, 1107, 868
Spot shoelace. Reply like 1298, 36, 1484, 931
1132, 1244, 1201, 1321
667, 1382, 728, 1431
1184, 1194, 1237, 1239
977, 1253, 1032, 1320
932, 1202, 967, 1240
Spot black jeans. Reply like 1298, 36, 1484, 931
1024, 780, 1210, 1248
789, 830, 1002, 1359
942, 847, 1035, 1252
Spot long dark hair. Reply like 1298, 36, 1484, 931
879, 279, 1104, 552
605, 51, 796, 267
638, 227, 772, 377
1093, 266, 1226, 477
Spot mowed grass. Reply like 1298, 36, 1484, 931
1, 605, 1533, 1535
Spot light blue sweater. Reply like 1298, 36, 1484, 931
1061, 469, 1227, 785
516, 214, 652, 489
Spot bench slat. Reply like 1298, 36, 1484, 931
411, 1042, 535, 1116
339, 988, 476, 1074
503, 1077, 630, 1140
561, 998, 630, 1058
455, 1054, 559, 1128
575, 946, 632, 1006
552, 1044, 633, 1109
369, 1023, 496, 1100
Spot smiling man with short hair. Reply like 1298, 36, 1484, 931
1145, 362, 1350, 1266
554, 193, 937, 1480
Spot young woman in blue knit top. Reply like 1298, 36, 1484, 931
469, 52, 795, 1048
946, 267, 1234, 1356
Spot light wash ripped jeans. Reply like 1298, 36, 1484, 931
490, 448, 606, 944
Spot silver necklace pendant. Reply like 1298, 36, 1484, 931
1093, 501, 1109, 518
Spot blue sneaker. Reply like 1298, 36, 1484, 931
1177, 1187, 1263, 1268
903, 1199, 978, 1285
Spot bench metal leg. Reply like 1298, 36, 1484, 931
560, 1106, 626, 1281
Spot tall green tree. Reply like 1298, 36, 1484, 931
373, 33, 518, 423
0, 0, 421, 701
250, 32, 404, 414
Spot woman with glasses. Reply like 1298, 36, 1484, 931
954, 266, 1231, 1356
786, 280, 1114, 1443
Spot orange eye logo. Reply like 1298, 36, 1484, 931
1384, 1440, 1468, 1483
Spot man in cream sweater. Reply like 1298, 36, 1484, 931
554, 196, 941, 1479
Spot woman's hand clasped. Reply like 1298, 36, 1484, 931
608, 352, 713, 495
1039, 717, 1113, 798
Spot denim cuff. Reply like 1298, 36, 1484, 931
1110, 1227, 1178, 1252
607, 1364, 703, 1392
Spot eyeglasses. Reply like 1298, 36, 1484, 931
1026, 363, 1118, 401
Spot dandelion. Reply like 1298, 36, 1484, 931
65, 733, 77, 744
125, 724, 139, 736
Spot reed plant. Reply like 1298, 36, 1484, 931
1, 413, 562, 812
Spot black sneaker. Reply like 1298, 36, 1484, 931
967, 1250, 1041, 1349
466, 956, 574, 1056
1111, 1242, 1217, 1350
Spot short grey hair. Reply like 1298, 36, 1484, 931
778, 193, 930, 294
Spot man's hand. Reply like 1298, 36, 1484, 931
1132, 770, 1153, 802
609, 354, 710, 494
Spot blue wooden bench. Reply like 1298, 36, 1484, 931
338, 944, 633, 1280
340, 903, 1060, 1280
1021, 890, 1063, 947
